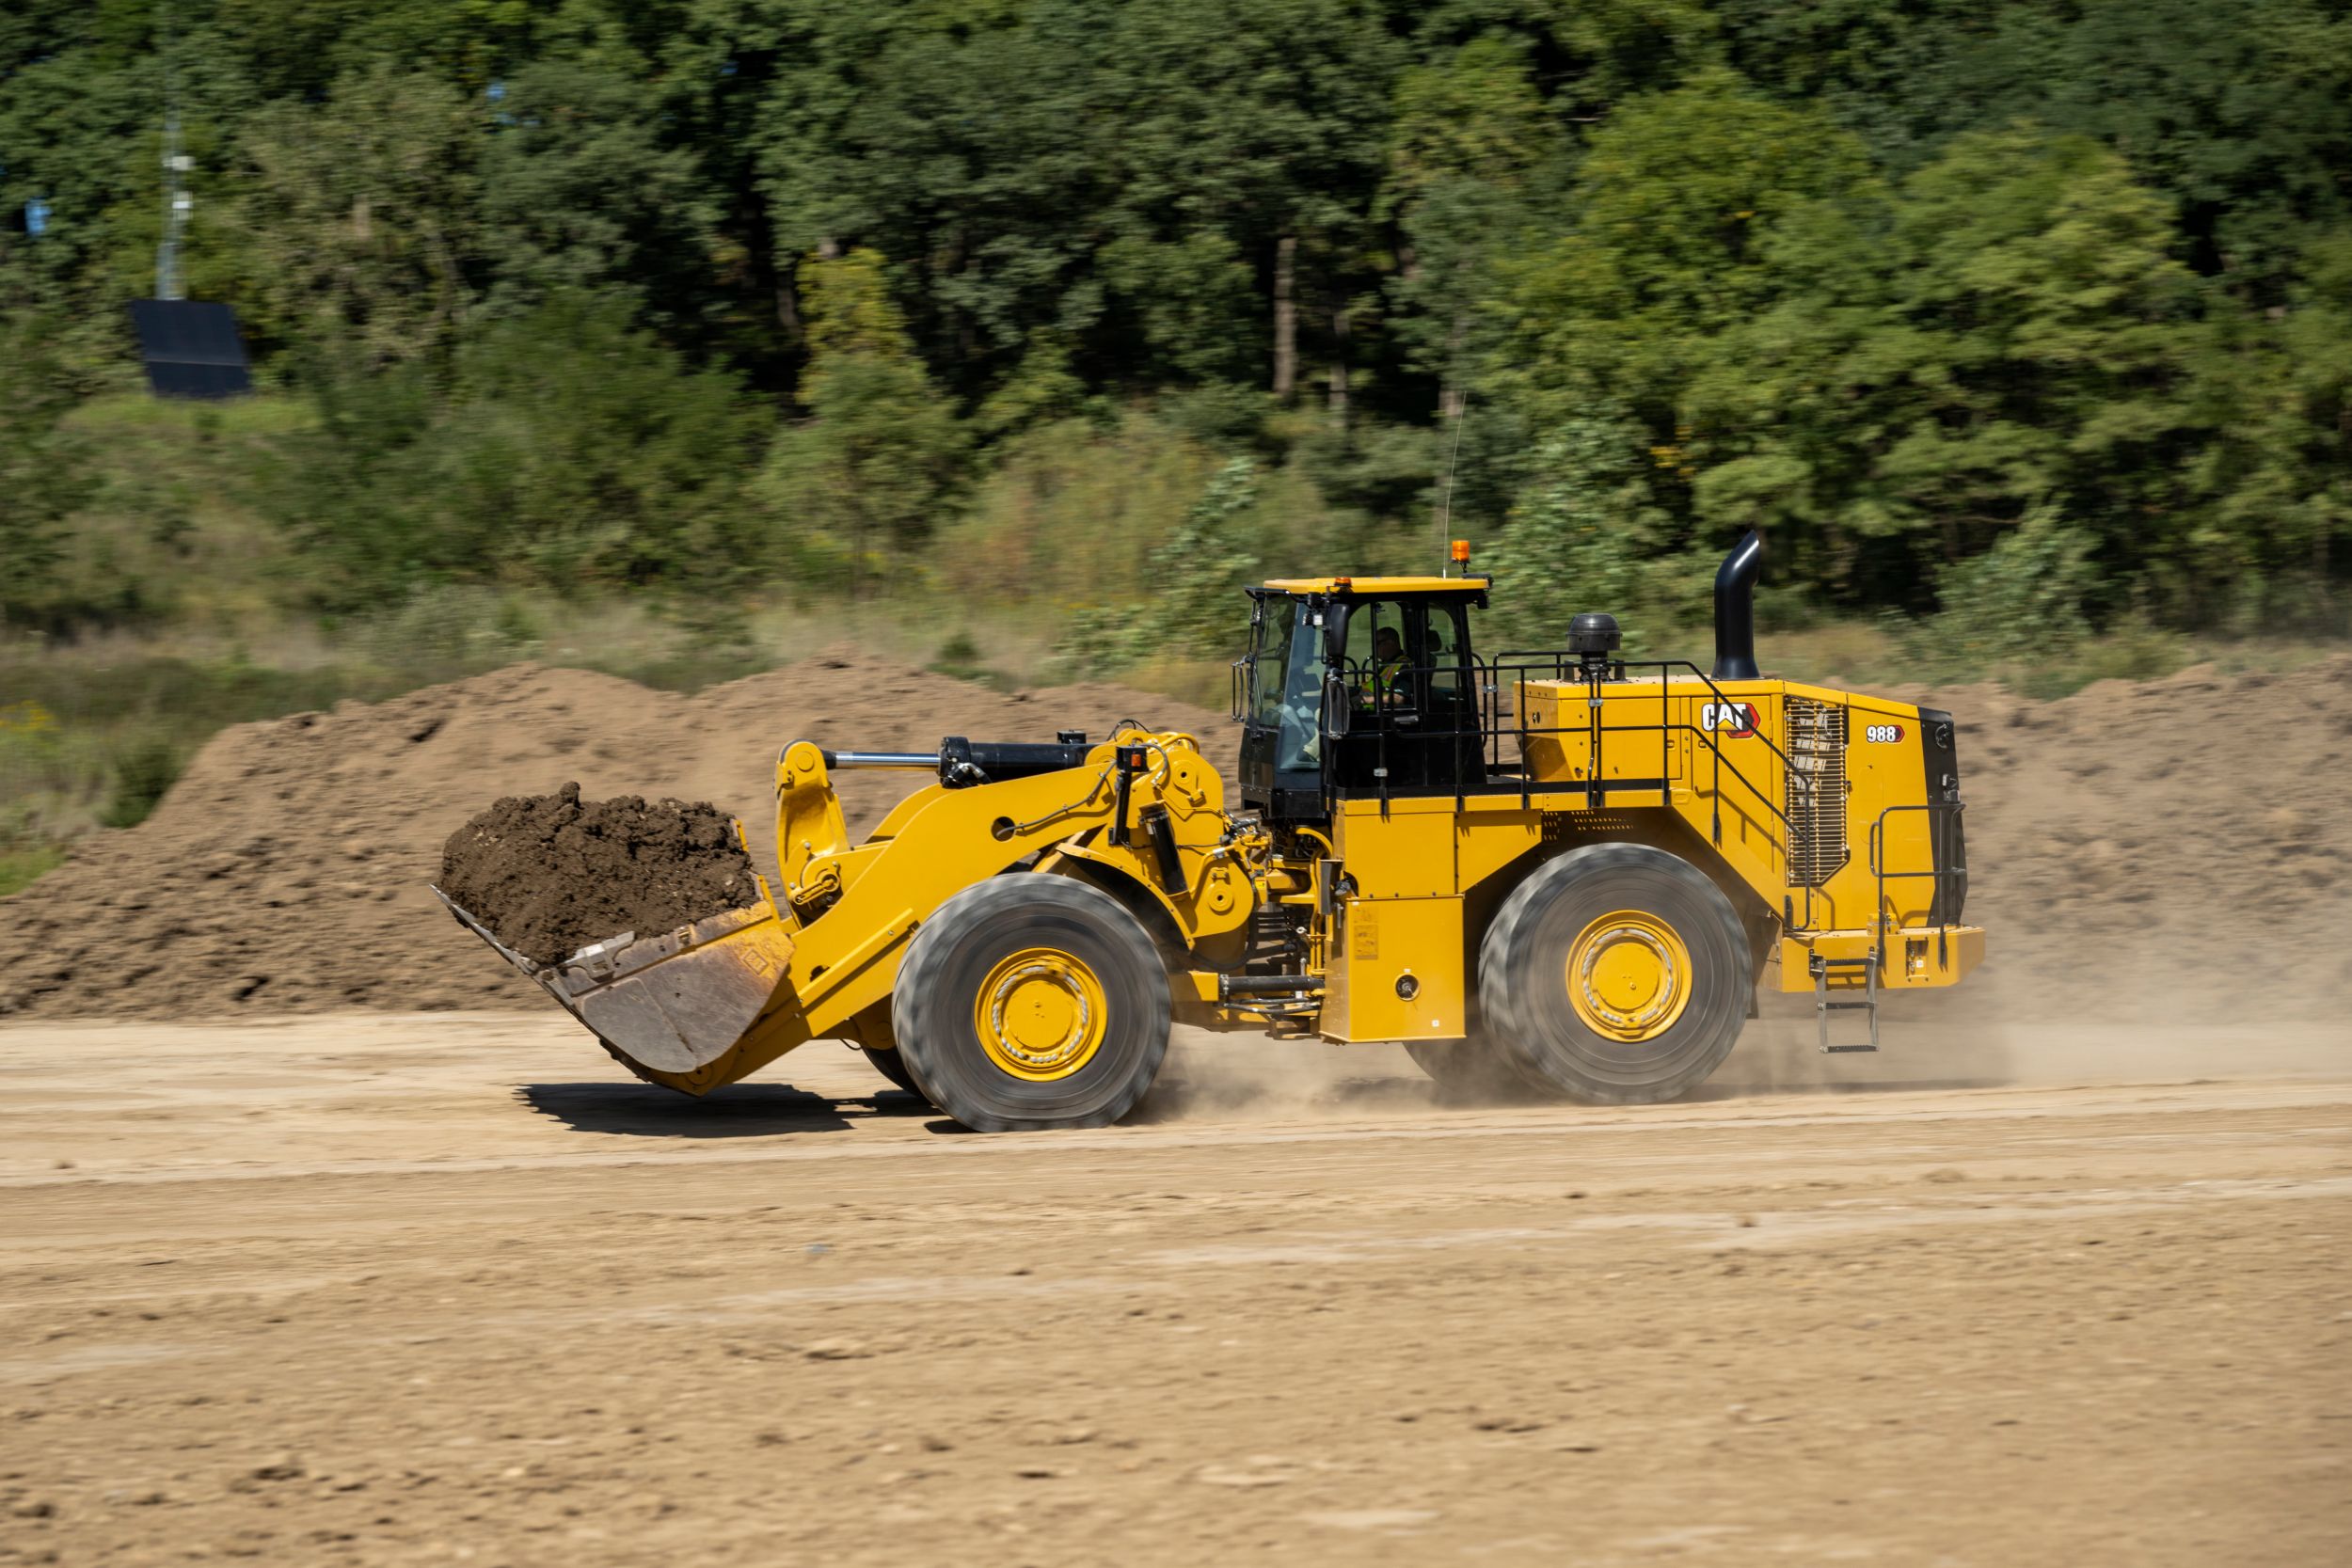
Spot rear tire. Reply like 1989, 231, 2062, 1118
1403, 1036, 1548, 1102
1478, 843, 1749, 1104
893, 876, 1170, 1132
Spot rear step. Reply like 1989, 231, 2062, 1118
1812, 952, 1879, 1053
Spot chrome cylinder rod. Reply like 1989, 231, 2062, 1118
822, 751, 941, 769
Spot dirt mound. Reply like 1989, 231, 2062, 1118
0, 651, 1237, 1018
1884, 656, 2352, 1025
439, 784, 761, 965
1, 648, 2346, 1026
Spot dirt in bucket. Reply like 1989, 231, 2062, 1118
437, 783, 763, 966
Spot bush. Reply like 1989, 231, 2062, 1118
252, 294, 772, 613
0, 315, 101, 632
1923, 511, 2100, 668
350, 585, 542, 674
99, 739, 184, 829
1056, 456, 1262, 677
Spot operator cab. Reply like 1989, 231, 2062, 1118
1232, 575, 1490, 823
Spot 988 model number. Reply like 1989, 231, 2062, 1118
1863, 722, 1907, 744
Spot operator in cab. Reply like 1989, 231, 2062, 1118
1359, 625, 1413, 710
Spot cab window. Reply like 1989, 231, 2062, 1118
1344, 600, 1409, 707
1422, 604, 1468, 705
1273, 607, 1326, 772
1247, 598, 1293, 728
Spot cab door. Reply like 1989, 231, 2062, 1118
1331, 598, 1482, 795
1236, 592, 1335, 821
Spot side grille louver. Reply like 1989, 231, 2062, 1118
1785, 698, 1849, 888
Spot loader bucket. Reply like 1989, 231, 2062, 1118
432, 886, 796, 1077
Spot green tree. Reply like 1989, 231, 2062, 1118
1716, 0, 2352, 301
2186, 228, 2352, 626
763, 248, 968, 594
253, 293, 769, 610
478, 50, 722, 341
755, 2, 1128, 397
0, 0, 194, 375
440, 293, 771, 594
226, 66, 485, 367
1484, 70, 1878, 590
0, 316, 99, 629
1383, 31, 1560, 341
2, 0, 2347, 645
1498, 69, 1874, 430
1695, 129, 2214, 610
1109, 0, 1400, 398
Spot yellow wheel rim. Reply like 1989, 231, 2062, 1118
971, 947, 1109, 1081
1565, 910, 1693, 1043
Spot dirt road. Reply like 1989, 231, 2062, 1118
4, 1017, 2347, 1565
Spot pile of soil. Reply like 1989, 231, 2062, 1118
1875, 657, 2352, 1025
438, 784, 761, 965
0, 647, 2345, 1024
0, 650, 1235, 1018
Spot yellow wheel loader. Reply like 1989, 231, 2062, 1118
439, 532, 1981, 1130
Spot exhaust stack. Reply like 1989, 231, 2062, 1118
1710, 530, 1763, 681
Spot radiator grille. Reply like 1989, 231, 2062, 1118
1784, 698, 1849, 887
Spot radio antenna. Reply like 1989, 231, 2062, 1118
155, 0, 187, 301
1435, 387, 1470, 572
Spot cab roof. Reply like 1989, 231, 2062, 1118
1255, 575, 1491, 595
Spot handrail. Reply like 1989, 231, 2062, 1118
1492, 652, 1806, 780
1324, 653, 1806, 858
1867, 801, 1966, 977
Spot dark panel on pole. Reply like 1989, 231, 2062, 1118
129, 300, 251, 399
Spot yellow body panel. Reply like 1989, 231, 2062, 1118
1323, 895, 1467, 1040
1517, 675, 1971, 943
1295, 674, 1980, 1042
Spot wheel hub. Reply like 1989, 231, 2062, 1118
973, 947, 1108, 1080
1566, 911, 1692, 1042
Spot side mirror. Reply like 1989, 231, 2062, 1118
1321, 673, 1353, 739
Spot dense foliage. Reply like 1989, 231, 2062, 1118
4, 0, 2349, 652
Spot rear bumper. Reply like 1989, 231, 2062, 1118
1774, 926, 1983, 991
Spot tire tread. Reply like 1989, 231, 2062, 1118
1476, 843, 1748, 1105
894, 875, 1170, 1132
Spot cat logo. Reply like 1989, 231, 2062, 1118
1700, 701, 1759, 739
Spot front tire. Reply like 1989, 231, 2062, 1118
893, 876, 1171, 1132
864, 1045, 928, 1100
844, 1001, 931, 1103
1478, 843, 1750, 1104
